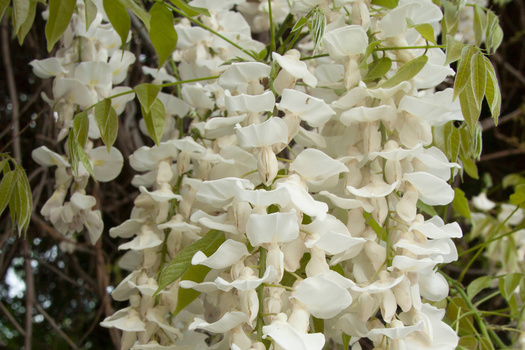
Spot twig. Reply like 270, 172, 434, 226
0, 300, 26, 337
22, 239, 34, 350
481, 107, 523, 131
34, 303, 80, 350
479, 148, 525, 162
493, 52, 525, 86
95, 238, 121, 349
2, 16, 21, 162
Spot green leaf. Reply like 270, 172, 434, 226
502, 174, 525, 189
483, 56, 501, 124
15, 169, 31, 233
0, 171, 18, 216
149, 3, 178, 68
453, 46, 477, 101
173, 232, 225, 315
134, 83, 161, 113
510, 184, 525, 207
156, 230, 225, 294
458, 336, 478, 350
103, 0, 131, 50
407, 19, 436, 45
460, 155, 479, 179
473, 5, 487, 47
445, 35, 466, 65
380, 55, 428, 89
447, 125, 460, 163
470, 53, 486, 109
0, 0, 10, 23
119, 0, 151, 30
360, 41, 381, 69
73, 111, 89, 148
467, 276, 492, 300
498, 273, 523, 301
67, 129, 96, 179
371, 0, 399, 8
442, 0, 459, 37
417, 200, 438, 217
364, 57, 392, 82
13, 0, 30, 34
458, 76, 481, 134
342, 333, 351, 350
363, 212, 383, 237
45, 0, 76, 52
142, 98, 165, 146
452, 188, 471, 219
309, 8, 325, 52
84, 0, 98, 31
312, 317, 324, 334
94, 99, 119, 152
16, 0, 36, 45
292, 17, 308, 33
169, 0, 210, 17
486, 11, 503, 54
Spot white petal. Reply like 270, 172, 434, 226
263, 316, 325, 350
30, 58, 68, 78
234, 186, 290, 208
54, 78, 93, 107
322, 25, 368, 59
290, 148, 348, 183
235, 117, 288, 149
204, 115, 247, 139
277, 178, 329, 220
70, 192, 96, 210
293, 272, 353, 318
191, 239, 249, 269
367, 321, 424, 341
196, 177, 254, 208
218, 61, 271, 91
32, 146, 70, 167
225, 90, 275, 114
90, 147, 124, 182
404, 172, 454, 205
273, 50, 317, 87
246, 211, 299, 246
340, 105, 397, 125
189, 311, 247, 333
278, 89, 335, 127
418, 269, 449, 301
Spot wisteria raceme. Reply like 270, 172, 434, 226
28, 0, 500, 349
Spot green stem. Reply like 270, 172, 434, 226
300, 53, 329, 60
444, 273, 506, 349
268, 0, 275, 54
459, 207, 520, 283
83, 75, 220, 112
256, 247, 267, 342
163, 2, 258, 60
376, 45, 446, 51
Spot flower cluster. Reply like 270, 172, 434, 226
31, 1, 130, 248
32, 0, 484, 349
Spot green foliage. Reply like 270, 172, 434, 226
72, 111, 89, 148
380, 55, 428, 88
364, 57, 392, 82
141, 98, 165, 146
169, 0, 210, 17
67, 128, 95, 179
94, 99, 119, 152
371, 0, 399, 9
407, 18, 437, 44
45, 0, 76, 52
103, 0, 131, 51
83, 0, 97, 31
149, 2, 178, 68
155, 230, 226, 295
0, 154, 33, 236
453, 188, 471, 219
